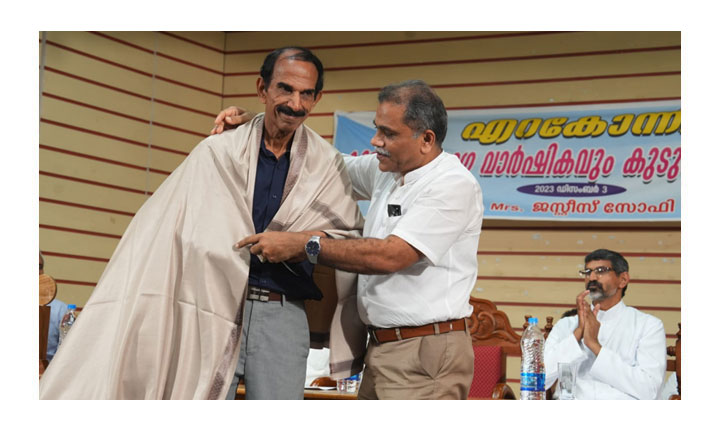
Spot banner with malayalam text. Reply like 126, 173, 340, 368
333, 101, 680, 221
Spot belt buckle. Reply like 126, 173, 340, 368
370, 329, 379, 344
248, 287, 271, 302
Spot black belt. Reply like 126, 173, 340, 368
247, 286, 290, 302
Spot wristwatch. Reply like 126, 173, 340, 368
305, 235, 321, 264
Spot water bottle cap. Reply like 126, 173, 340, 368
68, 304, 77, 310
528, 317, 538, 325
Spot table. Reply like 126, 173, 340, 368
235, 385, 358, 400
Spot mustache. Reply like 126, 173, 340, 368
586, 281, 601, 291
277, 105, 307, 117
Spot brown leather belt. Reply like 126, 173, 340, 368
369, 318, 468, 344
247, 286, 284, 302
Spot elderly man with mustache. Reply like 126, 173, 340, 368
40, 46, 364, 400
543, 249, 667, 399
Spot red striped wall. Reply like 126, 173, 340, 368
39, 32, 681, 395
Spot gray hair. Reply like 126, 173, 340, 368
377, 80, 447, 147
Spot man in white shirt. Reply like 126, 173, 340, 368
544, 249, 666, 399
233, 80, 484, 399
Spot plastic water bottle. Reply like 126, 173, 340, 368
520, 317, 546, 400
59, 304, 77, 346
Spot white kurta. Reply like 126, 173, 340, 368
343, 152, 484, 328
544, 300, 666, 399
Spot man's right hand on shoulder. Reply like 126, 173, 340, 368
210, 106, 256, 135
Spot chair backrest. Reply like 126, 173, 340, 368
468, 297, 522, 354
522, 314, 555, 339
39, 305, 50, 375
467, 297, 522, 398
39, 274, 56, 376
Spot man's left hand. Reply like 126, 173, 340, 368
235, 232, 310, 263
583, 304, 602, 356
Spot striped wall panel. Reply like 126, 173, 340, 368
40, 31, 225, 306
40, 33, 681, 393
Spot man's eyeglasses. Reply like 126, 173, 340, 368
578, 266, 613, 278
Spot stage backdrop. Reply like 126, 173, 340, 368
334, 100, 680, 221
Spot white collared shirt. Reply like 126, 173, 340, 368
544, 300, 667, 399
343, 152, 484, 328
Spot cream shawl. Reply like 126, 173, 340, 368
39, 115, 367, 399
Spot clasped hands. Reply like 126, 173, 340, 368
235, 232, 312, 264
573, 290, 602, 355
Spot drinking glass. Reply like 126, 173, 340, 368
557, 362, 577, 400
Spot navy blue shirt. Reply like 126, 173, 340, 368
247, 135, 322, 300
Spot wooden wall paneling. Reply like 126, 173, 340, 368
42, 31, 681, 337
473, 280, 681, 309
39, 148, 166, 194
39, 228, 119, 262
218, 95, 264, 119
39, 175, 147, 216
147, 148, 185, 175
42, 70, 153, 120
42, 44, 155, 97
39, 122, 164, 173
486, 303, 680, 340
476, 254, 679, 281
153, 55, 223, 94
223, 75, 264, 96
41, 98, 152, 147
164, 31, 226, 52
39, 201, 131, 237
233, 74, 680, 120
302, 50, 681, 91
224, 31, 498, 51
223, 52, 270, 75
47, 32, 157, 74
92, 31, 226, 90
36, 254, 109, 287
223, 46, 679, 94
53, 282, 97, 311
155, 32, 226, 72
44, 69, 217, 138
153, 78, 221, 118
223, 31, 679, 70
151, 103, 216, 142
433, 75, 680, 107
149, 127, 204, 158
40, 95, 208, 155
477, 229, 680, 254
40, 31, 226, 308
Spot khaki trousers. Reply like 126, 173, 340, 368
358, 329, 474, 400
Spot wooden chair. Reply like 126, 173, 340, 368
467, 297, 522, 399
467, 298, 556, 399
39, 273, 57, 376
666, 323, 681, 400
